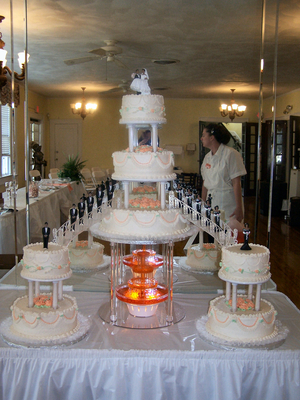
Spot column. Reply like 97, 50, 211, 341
28, 280, 34, 307
160, 182, 166, 209
166, 241, 174, 323
123, 181, 130, 208
231, 283, 237, 312
110, 242, 117, 323
128, 124, 135, 152
255, 284, 262, 311
151, 123, 158, 153
35, 281, 40, 296
52, 281, 58, 309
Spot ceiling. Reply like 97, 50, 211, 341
1, 0, 300, 101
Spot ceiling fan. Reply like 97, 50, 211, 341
64, 40, 128, 69
100, 80, 133, 94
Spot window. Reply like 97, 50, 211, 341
1, 105, 11, 177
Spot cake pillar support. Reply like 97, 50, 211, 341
123, 182, 129, 209
35, 281, 40, 296
128, 124, 135, 152
225, 281, 231, 301
231, 283, 237, 312
160, 182, 166, 209
248, 284, 253, 300
151, 124, 158, 153
52, 281, 58, 309
255, 284, 262, 311
28, 280, 34, 308
166, 241, 174, 324
58, 280, 63, 301
110, 242, 118, 323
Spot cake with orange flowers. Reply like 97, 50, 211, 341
68, 240, 104, 269
119, 94, 166, 124
10, 293, 79, 340
205, 294, 278, 342
20, 242, 71, 280
186, 243, 221, 272
218, 244, 271, 283
112, 145, 176, 181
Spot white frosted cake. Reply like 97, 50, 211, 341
10, 293, 79, 340
186, 243, 221, 272
68, 240, 104, 269
119, 94, 166, 124
20, 243, 71, 280
206, 295, 277, 342
218, 243, 271, 283
112, 146, 176, 181
90, 209, 190, 241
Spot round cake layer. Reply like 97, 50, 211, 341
90, 209, 190, 241
112, 150, 176, 181
186, 244, 221, 272
21, 243, 70, 280
10, 294, 79, 340
206, 295, 277, 342
219, 243, 271, 283
68, 241, 104, 268
119, 94, 166, 124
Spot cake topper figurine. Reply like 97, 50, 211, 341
42, 222, 50, 249
240, 222, 251, 250
130, 68, 151, 95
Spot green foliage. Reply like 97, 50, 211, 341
58, 154, 86, 182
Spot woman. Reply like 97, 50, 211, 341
200, 123, 246, 222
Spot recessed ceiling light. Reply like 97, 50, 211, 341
152, 59, 180, 65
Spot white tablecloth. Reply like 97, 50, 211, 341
0, 182, 84, 254
0, 290, 299, 400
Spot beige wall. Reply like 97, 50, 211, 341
10, 87, 300, 189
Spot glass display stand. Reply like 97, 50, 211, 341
93, 236, 190, 329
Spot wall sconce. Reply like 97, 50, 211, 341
70, 87, 97, 120
0, 16, 30, 91
283, 105, 293, 114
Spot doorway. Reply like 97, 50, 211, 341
50, 119, 82, 169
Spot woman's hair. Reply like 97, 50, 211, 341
205, 123, 231, 145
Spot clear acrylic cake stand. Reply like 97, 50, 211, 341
91, 231, 197, 329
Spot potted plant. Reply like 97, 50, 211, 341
58, 154, 86, 183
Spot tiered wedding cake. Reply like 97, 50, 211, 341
90, 91, 196, 325
205, 242, 279, 343
10, 243, 80, 341
90, 94, 191, 242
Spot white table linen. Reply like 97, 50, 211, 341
0, 182, 84, 254
0, 290, 299, 400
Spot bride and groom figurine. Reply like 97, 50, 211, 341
130, 68, 151, 95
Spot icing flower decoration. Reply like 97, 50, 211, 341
227, 298, 255, 311
238, 268, 244, 273
34, 295, 53, 308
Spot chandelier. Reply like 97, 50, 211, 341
70, 87, 97, 120
219, 89, 246, 122
0, 16, 30, 91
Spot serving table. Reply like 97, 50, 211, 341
0, 290, 299, 400
0, 182, 84, 254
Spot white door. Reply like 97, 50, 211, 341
50, 119, 82, 169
